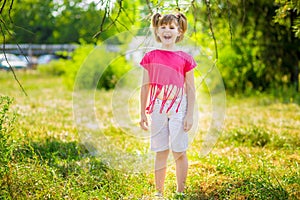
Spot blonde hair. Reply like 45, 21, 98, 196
151, 13, 187, 43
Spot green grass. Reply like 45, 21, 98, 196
0, 71, 299, 199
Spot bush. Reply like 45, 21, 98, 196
70, 45, 132, 90
36, 45, 133, 90
38, 60, 67, 76
0, 96, 16, 198
0, 96, 15, 163
97, 55, 132, 90
62, 45, 94, 89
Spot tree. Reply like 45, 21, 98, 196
197, 0, 300, 92
274, 0, 300, 90
6, 0, 56, 44
274, 0, 300, 38
0, 0, 299, 93
53, 1, 104, 43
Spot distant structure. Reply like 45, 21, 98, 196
0, 44, 78, 56
126, 36, 157, 65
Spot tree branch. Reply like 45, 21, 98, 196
145, 0, 153, 15
0, 1, 27, 96
226, 0, 233, 45
93, 0, 111, 38
205, 0, 218, 60
0, 22, 28, 96
93, 0, 125, 39
195, 0, 219, 87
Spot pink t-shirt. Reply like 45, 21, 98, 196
140, 49, 197, 113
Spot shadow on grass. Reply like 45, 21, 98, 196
26, 138, 109, 178
31, 138, 88, 161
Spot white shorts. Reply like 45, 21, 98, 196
150, 96, 188, 152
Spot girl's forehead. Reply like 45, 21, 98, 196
159, 15, 178, 25
159, 21, 178, 27
160, 22, 177, 26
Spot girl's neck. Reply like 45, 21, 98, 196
161, 44, 177, 51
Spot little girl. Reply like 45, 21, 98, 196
139, 13, 196, 198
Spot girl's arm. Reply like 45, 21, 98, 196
184, 69, 195, 132
140, 69, 150, 130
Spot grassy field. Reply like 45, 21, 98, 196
0, 71, 299, 199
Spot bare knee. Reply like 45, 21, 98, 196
172, 151, 186, 161
156, 149, 169, 158
155, 149, 169, 170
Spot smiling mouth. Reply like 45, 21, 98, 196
164, 36, 172, 40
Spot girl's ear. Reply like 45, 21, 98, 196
176, 32, 182, 41
176, 26, 182, 37
177, 29, 182, 36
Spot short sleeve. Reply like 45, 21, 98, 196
184, 54, 197, 73
140, 52, 151, 70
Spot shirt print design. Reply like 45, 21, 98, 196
140, 49, 197, 113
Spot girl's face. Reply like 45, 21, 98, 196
156, 22, 181, 48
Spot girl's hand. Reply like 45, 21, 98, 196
139, 113, 149, 131
183, 114, 193, 132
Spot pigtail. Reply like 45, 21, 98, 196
175, 13, 187, 42
152, 13, 161, 28
152, 13, 162, 42
176, 13, 187, 34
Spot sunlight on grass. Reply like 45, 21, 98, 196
0, 71, 299, 199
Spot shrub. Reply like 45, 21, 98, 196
0, 96, 15, 163
97, 55, 132, 90
38, 60, 67, 76
71, 45, 132, 90
0, 96, 16, 198
63, 45, 94, 89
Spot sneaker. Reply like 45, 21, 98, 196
174, 192, 186, 199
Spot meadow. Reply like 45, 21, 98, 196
0, 71, 299, 199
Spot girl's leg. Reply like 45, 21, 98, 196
172, 151, 188, 192
155, 149, 170, 194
